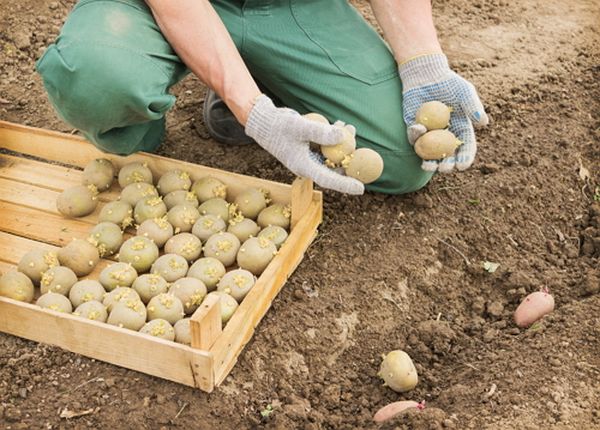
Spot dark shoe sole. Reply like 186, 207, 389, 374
202, 89, 255, 146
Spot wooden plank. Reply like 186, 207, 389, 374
0, 261, 16, 275
0, 154, 121, 201
190, 293, 222, 351
0, 120, 309, 205
0, 297, 214, 391
291, 177, 314, 230
210, 199, 323, 384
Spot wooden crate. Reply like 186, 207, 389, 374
0, 120, 322, 392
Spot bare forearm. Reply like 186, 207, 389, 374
145, 0, 260, 124
370, 0, 442, 64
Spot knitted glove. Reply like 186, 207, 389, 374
399, 54, 489, 172
245, 95, 364, 195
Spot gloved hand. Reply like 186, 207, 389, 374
399, 53, 489, 172
245, 95, 364, 195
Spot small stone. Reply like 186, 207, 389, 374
104, 377, 116, 388
13, 32, 31, 50
483, 328, 497, 342
18, 387, 27, 398
4, 405, 22, 422
486, 301, 504, 318
49, 2, 59, 9
156, 394, 166, 405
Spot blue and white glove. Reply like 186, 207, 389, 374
399, 53, 489, 172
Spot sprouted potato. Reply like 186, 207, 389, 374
0, 271, 34, 302
257, 204, 291, 229
187, 257, 226, 291
258, 226, 288, 248
342, 148, 384, 184
203, 232, 241, 267
234, 188, 269, 219
414, 129, 461, 160
99, 262, 138, 291
132, 273, 169, 304
134, 196, 167, 225
174, 318, 192, 345
206, 291, 238, 324
57, 184, 98, 218
163, 190, 199, 210
191, 176, 227, 202
74, 300, 108, 322
103, 286, 141, 311
36, 292, 73, 313
321, 125, 356, 166
192, 214, 226, 241
228, 217, 260, 242
378, 350, 418, 393
118, 236, 159, 273
169, 277, 207, 314
415, 101, 451, 130
118, 162, 153, 188
82, 158, 115, 191
17, 249, 59, 284
157, 169, 192, 196
147, 293, 185, 325
139, 318, 175, 341
164, 233, 203, 262
167, 204, 200, 233
137, 216, 174, 248
58, 238, 100, 277
69, 279, 105, 307
120, 182, 159, 207
237, 236, 277, 275
151, 254, 189, 283
88, 222, 123, 257
40, 266, 78, 296
98, 201, 134, 229
217, 269, 255, 302
107, 299, 147, 330
198, 198, 231, 221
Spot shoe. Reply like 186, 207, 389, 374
202, 89, 255, 145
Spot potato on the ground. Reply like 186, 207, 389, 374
134, 196, 167, 225
415, 101, 451, 130
228, 217, 260, 242
191, 176, 227, 202
342, 148, 384, 184
257, 204, 291, 229
98, 201, 134, 229
107, 300, 147, 330
187, 257, 226, 291
147, 293, 185, 325
74, 300, 108, 322
157, 169, 192, 196
206, 291, 238, 324
151, 254, 189, 282
373, 400, 426, 423
164, 233, 203, 262
217, 269, 255, 302
136, 216, 174, 248
99, 262, 138, 291
234, 187, 269, 219
82, 158, 115, 191
378, 350, 418, 393
174, 318, 192, 345
69, 279, 105, 307
414, 129, 461, 160
103, 286, 141, 312
56, 184, 98, 218
192, 214, 226, 241
198, 198, 231, 222
169, 277, 207, 315
0, 271, 34, 302
40, 266, 78, 296
203, 232, 241, 267
163, 190, 199, 210
118, 236, 159, 273
58, 238, 100, 277
132, 273, 169, 304
514, 289, 555, 328
118, 162, 153, 187
17, 249, 59, 284
258, 226, 288, 248
139, 318, 175, 341
36, 292, 73, 313
167, 204, 200, 233
88, 222, 123, 257
237, 236, 277, 275
120, 182, 158, 207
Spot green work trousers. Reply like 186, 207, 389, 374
36, 0, 433, 194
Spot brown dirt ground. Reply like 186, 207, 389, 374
1, 0, 600, 429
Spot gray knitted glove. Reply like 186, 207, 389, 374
400, 54, 489, 173
245, 95, 364, 195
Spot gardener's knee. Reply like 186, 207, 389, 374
365, 148, 434, 195
36, 43, 174, 154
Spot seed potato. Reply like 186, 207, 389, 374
103, 286, 141, 312
36, 292, 73, 313
147, 293, 185, 325
169, 277, 207, 315
227, 217, 260, 242
134, 196, 167, 225
192, 214, 226, 241
187, 257, 226, 291
321, 126, 356, 165
40, 266, 78, 296
514, 289, 555, 328
343, 148, 384, 184
74, 300, 108, 322
107, 300, 147, 330
378, 350, 418, 393
157, 169, 192, 196
198, 198, 231, 222
373, 400, 425, 423
58, 238, 100, 277
415, 101, 451, 130
118, 236, 159, 273
140, 318, 175, 341
99, 262, 138, 291
217, 269, 256, 302
151, 254, 189, 282
191, 177, 227, 202
57, 185, 98, 218
132, 273, 169, 304
82, 158, 115, 191
234, 188, 269, 219
258, 226, 288, 248
257, 204, 291, 229
0, 271, 34, 302
17, 249, 59, 284
69, 279, 106, 307
203, 232, 241, 267
98, 201, 134, 229
163, 190, 199, 210
174, 318, 192, 345
120, 182, 159, 207
164, 233, 203, 262
167, 204, 200, 233
237, 236, 277, 275
414, 129, 461, 160
206, 291, 238, 324
118, 162, 153, 187
88, 222, 123, 257
136, 217, 174, 248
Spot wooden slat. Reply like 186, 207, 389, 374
0, 297, 214, 391
190, 293, 222, 351
0, 120, 315, 205
291, 177, 315, 229
0, 261, 16, 275
210, 199, 322, 384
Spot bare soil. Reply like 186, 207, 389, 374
1, 0, 600, 429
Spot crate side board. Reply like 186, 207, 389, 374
0, 297, 215, 391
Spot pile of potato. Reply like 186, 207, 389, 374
0, 159, 292, 345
